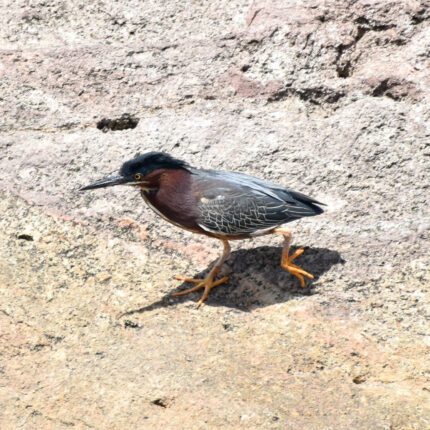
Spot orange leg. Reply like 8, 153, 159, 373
274, 228, 314, 287
173, 239, 231, 307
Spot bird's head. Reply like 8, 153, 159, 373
79, 152, 190, 191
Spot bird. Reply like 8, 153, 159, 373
80, 151, 324, 306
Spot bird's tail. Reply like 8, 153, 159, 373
289, 190, 325, 215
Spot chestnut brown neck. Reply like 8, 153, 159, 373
140, 168, 199, 229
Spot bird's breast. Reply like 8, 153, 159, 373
140, 170, 201, 232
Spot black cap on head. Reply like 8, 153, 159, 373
119, 152, 189, 177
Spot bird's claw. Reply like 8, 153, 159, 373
173, 275, 229, 306
282, 247, 314, 287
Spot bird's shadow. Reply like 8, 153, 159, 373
120, 245, 344, 316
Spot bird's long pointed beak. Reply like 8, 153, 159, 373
79, 175, 129, 191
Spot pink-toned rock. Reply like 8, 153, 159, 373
0, 0, 429, 428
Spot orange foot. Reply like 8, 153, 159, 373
173, 275, 229, 307
281, 248, 314, 287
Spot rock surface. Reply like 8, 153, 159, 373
0, 1, 429, 428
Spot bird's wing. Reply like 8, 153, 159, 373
192, 169, 323, 236
199, 170, 324, 205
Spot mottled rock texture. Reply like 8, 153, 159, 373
0, 1, 429, 429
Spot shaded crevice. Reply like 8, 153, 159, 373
267, 87, 290, 102
410, 8, 429, 25
17, 234, 33, 241
32, 343, 49, 351
268, 86, 345, 105
352, 375, 367, 384
335, 39, 357, 79
335, 20, 395, 78
151, 398, 170, 408
44, 334, 64, 343
335, 49, 352, 78
123, 319, 140, 329
372, 79, 390, 97
354, 17, 395, 35
371, 78, 411, 101
296, 87, 345, 105
96, 113, 139, 132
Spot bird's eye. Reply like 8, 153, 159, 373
134, 173, 142, 181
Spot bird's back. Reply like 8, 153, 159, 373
191, 168, 324, 238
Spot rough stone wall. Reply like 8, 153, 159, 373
0, 1, 429, 429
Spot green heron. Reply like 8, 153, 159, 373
80, 152, 324, 306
